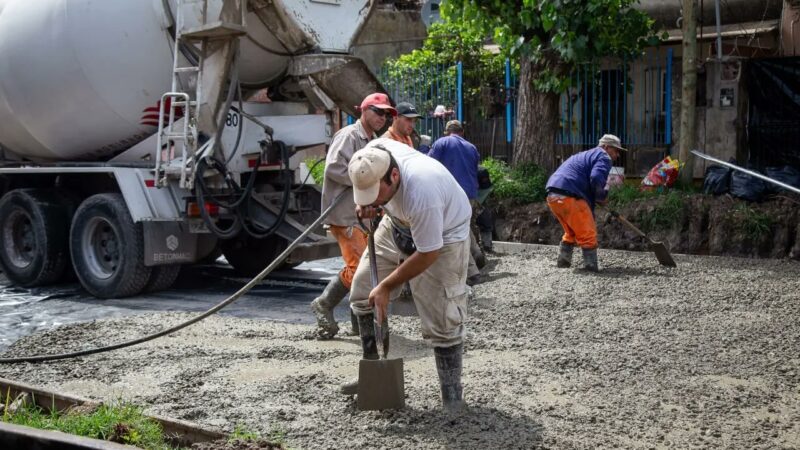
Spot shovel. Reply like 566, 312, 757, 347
357, 218, 405, 411
610, 210, 677, 267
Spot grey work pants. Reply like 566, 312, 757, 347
349, 216, 469, 347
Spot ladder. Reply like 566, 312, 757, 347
155, 0, 246, 189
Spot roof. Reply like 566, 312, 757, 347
663, 19, 779, 43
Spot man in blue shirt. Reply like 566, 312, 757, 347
545, 134, 626, 272
428, 120, 485, 284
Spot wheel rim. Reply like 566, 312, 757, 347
81, 216, 121, 280
3, 208, 36, 269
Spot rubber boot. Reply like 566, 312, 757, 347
557, 242, 574, 268
480, 230, 493, 252
470, 231, 487, 269
340, 313, 379, 395
582, 248, 599, 272
435, 343, 464, 412
310, 276, 349, 340
345, 310, 360, 336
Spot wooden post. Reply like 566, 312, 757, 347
679, 0, 698, 184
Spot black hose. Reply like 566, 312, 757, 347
0, 189, 350, 364
239, 141, 292, 239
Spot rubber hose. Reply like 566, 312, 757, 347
0, 189, 349, 364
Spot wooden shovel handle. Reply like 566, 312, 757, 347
610, 210, 648, 239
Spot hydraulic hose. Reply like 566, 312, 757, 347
0, 189, 349, 364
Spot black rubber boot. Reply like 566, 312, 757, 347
557, 242, 574, 268
310, 277, 349, 339
345, 310, 360, 336
582, 247, 599, 272
340, 313, 379, 395
434, 343, 464, 412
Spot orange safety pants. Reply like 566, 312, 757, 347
329, 225, 368, 289
546, 195, 598, 249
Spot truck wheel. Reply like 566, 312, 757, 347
142, 264, 181, 293
220, 235, 293, 276
70, 193, 152, 298
0, 189, 70, 286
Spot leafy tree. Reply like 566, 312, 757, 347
383, 16, 507, 119
442, 0, 660, 171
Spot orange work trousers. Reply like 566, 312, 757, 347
329, 225, 368, 289
546, 194, 598, 249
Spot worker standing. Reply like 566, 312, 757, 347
311, 93, 397, 339
381, 102, 420, 146
545, 134, 626, 272
343, 138, 471, 412
428, 120, 485, 285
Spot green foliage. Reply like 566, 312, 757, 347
636, 191, 686, 233
303, 157, 325, 186
383, 17, 508, 117
731, 203, 773, 241
481, 157, 547, 203
2, 398, 172, 450
230, 423, 260, 441
607, 184, 658, 208
442, 0, 660, 94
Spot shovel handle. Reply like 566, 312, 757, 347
610, 210, 648, 239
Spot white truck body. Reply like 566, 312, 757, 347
0, 0, 384, 298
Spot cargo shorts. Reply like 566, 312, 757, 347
349, 215, 469, 347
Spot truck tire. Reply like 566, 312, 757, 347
0, 189, 70, 287
70, 193, 152, 298
142, 264, 181, 293
220, 235, 294, 276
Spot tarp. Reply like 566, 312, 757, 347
746, 58, 800, 168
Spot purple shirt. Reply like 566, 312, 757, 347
428, 134, 480, 199
546, 147, 612, 210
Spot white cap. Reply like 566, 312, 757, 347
348, 147, 391, 205
598, 134, 627, 151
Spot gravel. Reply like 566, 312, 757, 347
2, 245, 800, 449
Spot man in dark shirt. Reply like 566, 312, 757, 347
428, 120, 485, 284
545, 134, 626, 272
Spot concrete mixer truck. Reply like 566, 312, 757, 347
0, 0, 385, 298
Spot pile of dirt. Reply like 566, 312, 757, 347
2, 247, 799, 449
492, 193, 800, 259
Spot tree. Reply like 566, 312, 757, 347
442, 0, 660, 171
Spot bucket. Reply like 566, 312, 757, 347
607, 166, 625, 188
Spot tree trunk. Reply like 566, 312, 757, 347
512, 55, 561, 172
678, 0, 698, 184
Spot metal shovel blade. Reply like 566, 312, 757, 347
648, 240, 677, 267
357, 358, 405, 410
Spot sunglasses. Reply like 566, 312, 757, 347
368, 105, 391, 117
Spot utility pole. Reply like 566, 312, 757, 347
679, 0, 698, 184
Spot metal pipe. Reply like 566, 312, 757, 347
691, 150, 800, 195
714, 0, 723, 59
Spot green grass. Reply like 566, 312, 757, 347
731, 203, 773, 240
481, 157, 547, 203
303, 157, 326, 185
230, 423, 260, 441
636, 190, 686, 233
2, 395, 174, 450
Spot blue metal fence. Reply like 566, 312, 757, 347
556, 47, 673, 148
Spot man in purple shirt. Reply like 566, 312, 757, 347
428, 120, 485, 284
545, 134, 626, 272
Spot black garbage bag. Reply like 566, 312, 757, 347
477, 165, 493, 190
764, 166, 800, 193
703, 165, 732, 195
730, 170, 768, 202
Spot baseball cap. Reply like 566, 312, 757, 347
598, 134, 627, 151
348, 146, 391, 205
359, 93, 397, 116
395, 102, 421, 118
445, 120, 463, 134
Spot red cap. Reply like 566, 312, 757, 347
359, 93, 396, 116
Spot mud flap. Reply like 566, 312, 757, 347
357, 358, 405, 411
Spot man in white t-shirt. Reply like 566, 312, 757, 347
342, 138, 471, 411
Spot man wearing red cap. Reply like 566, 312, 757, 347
311, 93, 397, 340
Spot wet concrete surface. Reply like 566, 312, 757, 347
0, 258, 356, 352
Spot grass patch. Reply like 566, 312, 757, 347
2, 395, 173, 450
731, 203, 773, 240
481, 157, 547, 203
230, 423, 260, 441
303, 157, 326, 185
636, 190, 686, 233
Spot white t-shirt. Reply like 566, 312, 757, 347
373, 138, 471, 252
